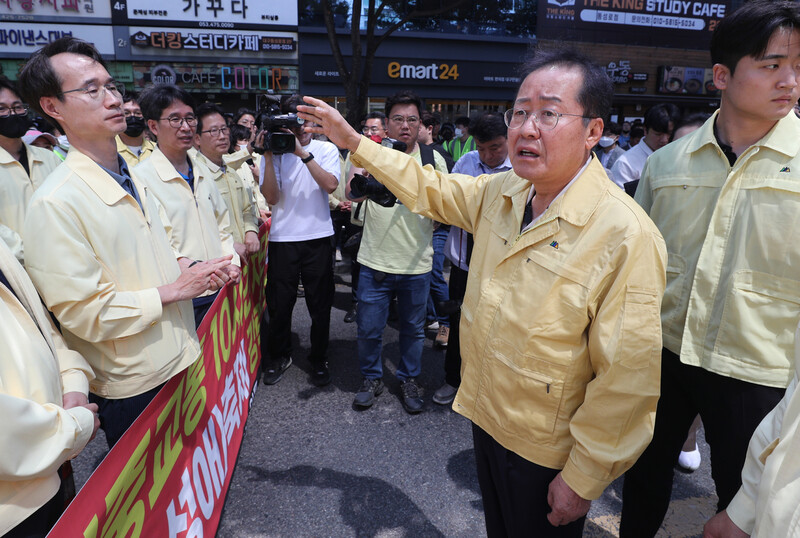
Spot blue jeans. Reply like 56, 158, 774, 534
357, 266, 430, 381
427, 225, 450, 326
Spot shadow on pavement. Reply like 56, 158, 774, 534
244, 464, 446, 537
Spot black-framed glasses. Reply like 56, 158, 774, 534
60, 82, 125, 101
503, 108, 593, 131
0, 103, 29, 117
123, 110, 143, 118
160, 116, 198, 129
200, 126, 230, 137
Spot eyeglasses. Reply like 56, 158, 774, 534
363, 126, 384, 134
123, 110, 143, 118
160, 115, 198, 129
0, 103, 29, 117
61, 82, 125, 101
389, 115, 419, 126
200, 126, 230, 137
503, 108, 593, 131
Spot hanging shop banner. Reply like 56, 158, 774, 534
131, 62, 298, 94
47, 226, 268, 538
302, 54, 521, 89
114, 0, 297, 29
537, 0, 731, 50
119, 26, 298, 63
657, 65, 719, 95
0, 0, 111, 23
0, 22, 115, 57
0, 59, 134, 83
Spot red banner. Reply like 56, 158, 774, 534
48, 226, 268, 537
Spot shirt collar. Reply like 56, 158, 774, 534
522, 156, 591, 231
97, 154, 132, 189
480, 155, 513, 174
685, 109, 800, 158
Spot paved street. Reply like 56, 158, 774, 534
74, 259, 718, 537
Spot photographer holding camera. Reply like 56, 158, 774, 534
346, 90, 448, 414
259, 94, 340, 387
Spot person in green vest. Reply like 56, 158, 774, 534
443, 116, 475, 162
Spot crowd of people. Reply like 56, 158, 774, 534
4, 0, 800, 536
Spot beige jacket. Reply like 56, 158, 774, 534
134, 147, 239, 270
116, 135, 154, 169
0, 240, 95, 535
350, 139, 666, 499
23, 148, 200, 399
195, 152, 258, 243
0, 141, 61, 237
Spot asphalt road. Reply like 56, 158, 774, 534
73, 259, 718, 537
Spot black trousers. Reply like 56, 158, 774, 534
620, 348, 785, 537
192, 290, 219, 329
472, 423, 586, 538
444, 265, 468, 387
266, 237, 334, 365
331, 210, 361, 303
89, 383, 164, 449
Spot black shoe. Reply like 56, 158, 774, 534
343, 305, 357, 323
310, 362, 331, 387
263, 356, 292, 385
353, 377, 384, 408
400, 378, 424, 414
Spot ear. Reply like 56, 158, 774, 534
146, 119, 159, 138
584, 117, 604, 150
712, 63, 730, 91
193, 132, 201, 147
39, 95, 64, 125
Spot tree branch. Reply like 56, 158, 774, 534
322, 0, 350, 80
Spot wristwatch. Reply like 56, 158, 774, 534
301, 153, 315, 164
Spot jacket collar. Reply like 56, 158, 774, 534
686, 109, 800, 158
64, 147, 130, 206
0, 141, 44, 166
501, 157, 607, 229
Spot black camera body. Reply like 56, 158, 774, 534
252, 94, 304, 155
348, 138, 407, 207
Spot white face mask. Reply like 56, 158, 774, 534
454, 128, 463, 138
238, 143, 249, 152
57, 134, 70, 149
598, 136, 616, 148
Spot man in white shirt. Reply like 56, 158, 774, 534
260, 94, 340, 387
610, 104, 677, 189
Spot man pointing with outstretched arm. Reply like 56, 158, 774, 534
298, 48, 667, 537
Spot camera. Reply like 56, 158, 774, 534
252, 94, 304, 155
348, 138, 407, 208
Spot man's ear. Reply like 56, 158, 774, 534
39, 95, 64, 125
585, 117, 604, 150
146, 119, 159, 138
712, 63, 730, 91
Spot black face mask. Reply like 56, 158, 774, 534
0, 114, 32, 139
124, 116, 146, 138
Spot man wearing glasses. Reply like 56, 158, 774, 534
259, 94, 341, 387
343, 90, 448, 414
194, 102, 260, 264
17, 37, 232, 448
116, 92, 154, 169
298, 49, 665, 535
0, 75, 61, 262
135, 85, 241, 327
362, 111, 388, 139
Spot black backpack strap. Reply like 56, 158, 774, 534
419, 143, 435, 167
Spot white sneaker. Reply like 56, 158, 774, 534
335, 250, 343, 262
677, 445, 702, 472
426, 321, 439, 331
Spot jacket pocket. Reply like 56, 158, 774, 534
661, 252, 688, 333
620, 287, 661, 369
715, 270, 800, 370
479, 338, 565, 441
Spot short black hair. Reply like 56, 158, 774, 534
138, 84, 195, 122
643, 103, 679, 133
711, 0, 800, 75
18, 37, 106, 129
281, 94, 304, 114
454, 116, 470, 128
234, 107, 256, 123
229, 123, 251, 152
196, 102, 226, 134
439, 122, 455, 142
0, 75, 20, 100
421, 111, 440, 128
365, 111, 386, 128
123, 91, 139, 105
630, 126, 645, 139
471, 112, 507, 143
518, 47, 613, 123
605, 121, 622, 136
675, 112, 711, 133
384, 90, 422, 118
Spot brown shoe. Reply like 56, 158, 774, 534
435, 325, 449, 348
